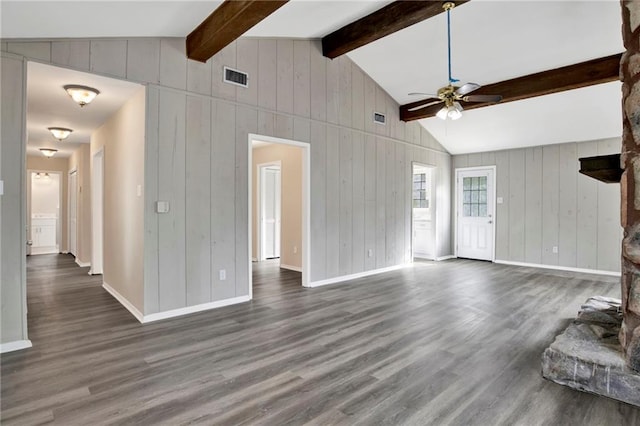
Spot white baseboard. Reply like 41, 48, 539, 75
0, 340, 33, 353
307, 263, 411, 288
494, 260, 621, 277
252, 257, 257, 262
436, 255, 456, 261
61, 250, 69, 254
280, 264, 302, 272
102, 282, 145, 323
143, 295, 251, 323
75, 259, 90, 268
31, 246, 59, 255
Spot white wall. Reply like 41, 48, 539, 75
452, 138, 622, 273
90, 87, 145, 313
31, 172, 60, 216
1, 38, 452, 323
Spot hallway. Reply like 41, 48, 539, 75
1, 255, 638, 425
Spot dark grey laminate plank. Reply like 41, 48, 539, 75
1, 255, 637, 425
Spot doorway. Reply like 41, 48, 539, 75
455, 166, 496, 261
91, 148, 104, 275
411, 163, 436, 260
248, 134, 310, 294
68, 169, 78, 258
28, 171, 62, 255
258, 163, 281, 261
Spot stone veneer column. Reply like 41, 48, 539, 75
620, 0, 640, 373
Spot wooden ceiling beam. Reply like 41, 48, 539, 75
322, 0, 470, 59
400, 53, 623, 121
187, 0, 289, 63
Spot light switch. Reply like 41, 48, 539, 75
137, 185, 142, 197
219, 269, 226, 280
497, 197, 504, 204
155, 201, 170, 213
0, 180, 3, 195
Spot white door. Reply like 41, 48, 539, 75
69, 171, 78, 257
412, 165, 435, 259
261, 166, 281, 259
456, 168, 495, 261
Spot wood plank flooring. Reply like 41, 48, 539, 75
1, 254, 639, 425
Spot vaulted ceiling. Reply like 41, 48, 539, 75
1, 0, 624, 155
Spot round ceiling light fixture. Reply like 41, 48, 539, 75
64, 84, 100, 107
48, 127, 73, 141
40, 148, 58, 158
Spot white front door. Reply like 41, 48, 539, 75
69, 171, 78, 257
261, 166, 281, 259
456, 168, 495, 261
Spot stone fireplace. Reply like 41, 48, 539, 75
620, 0, 640, 374
541, 1, 640, 407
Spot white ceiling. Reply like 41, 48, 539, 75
27, 62, 143, 157
4, 0, 626, 155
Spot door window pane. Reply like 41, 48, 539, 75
462, 174, 488, 217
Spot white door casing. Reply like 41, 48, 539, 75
91, 149, 104, 275
412, 163, 436, 260
456, 167, 495, 261
68, 170, 78, 257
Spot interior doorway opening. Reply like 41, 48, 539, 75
28, 170, 62, 255
248, 134, 310, 295
68, 169, 78, 258
412, 163, 436, 260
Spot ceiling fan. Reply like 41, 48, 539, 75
408, 2, 502, 120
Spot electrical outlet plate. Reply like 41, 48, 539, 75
155, 201, 170, 213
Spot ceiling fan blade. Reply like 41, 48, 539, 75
408, 92, 439, 97
455, 83, 481, 96
407, 99, 444, 112
463, 94, 503, 103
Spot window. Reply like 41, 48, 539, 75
413, 173, 429, 208
462, 176, 487, 217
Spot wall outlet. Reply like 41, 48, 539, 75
219, 269, 226, 280
137, 185, 142, 197
293, 246, 298, 254
552, 246, 558, 254
368, 249, 373, 258
497, 197, 504, 204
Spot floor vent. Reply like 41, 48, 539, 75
224, 66, 249, 88
374, 112, 386, 125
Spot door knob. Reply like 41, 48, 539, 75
488, 220, 493, 224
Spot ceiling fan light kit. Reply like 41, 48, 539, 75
408, 1, 502, 120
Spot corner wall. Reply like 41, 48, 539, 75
90, 87, 145, 313
68, 144, 91, 266
452, 138, 622, 273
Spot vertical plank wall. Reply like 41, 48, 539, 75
0, 52, 28, 345
452, 139, 622, 273
1, 39, 451, 317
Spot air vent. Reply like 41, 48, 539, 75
373, 112, 386, 125
224, 66, 248, 88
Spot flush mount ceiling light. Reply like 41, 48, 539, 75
64, 85, 100, 107
48, 127, 73, 141
407, 2, 502, 120
40, 148, 58, 158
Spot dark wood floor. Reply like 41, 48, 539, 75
1, 254, 639, 425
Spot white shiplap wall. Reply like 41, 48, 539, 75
1, 38, 452, 320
